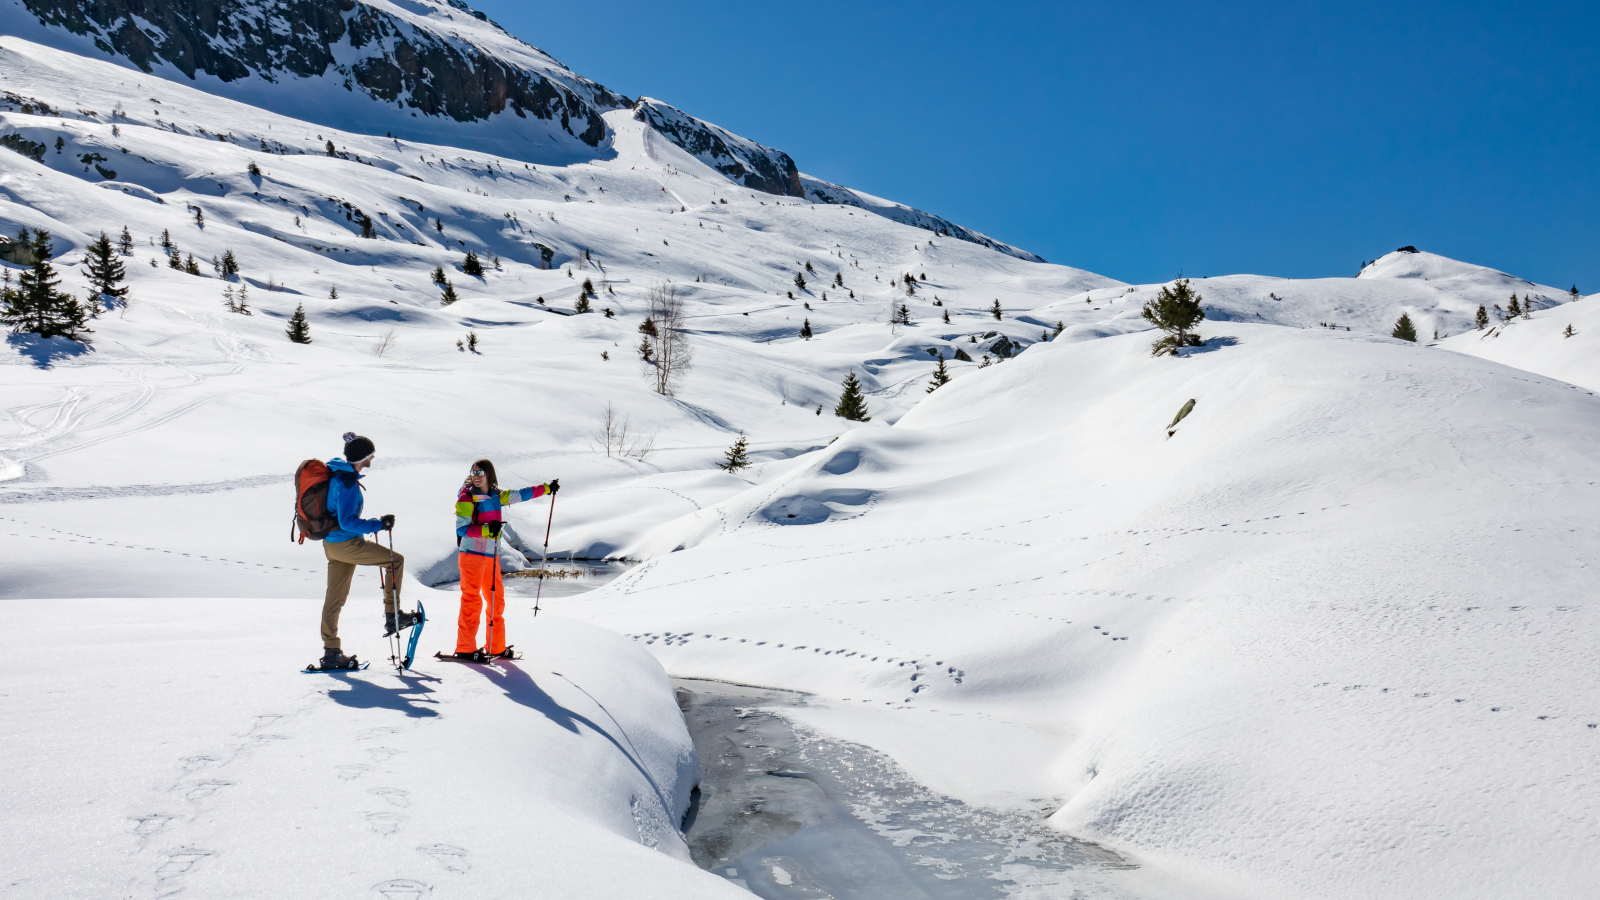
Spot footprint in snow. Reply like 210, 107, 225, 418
366, 812, 405, 836
336, 763, 371, 780
372, 878, 431, 900
184, 780, 233, 800
366, 747, 402, 762
130, 814, 175, 836
418, 844, 470, 873
369, 787, 411, 807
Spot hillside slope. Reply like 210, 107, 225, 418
585, 323, 1600, 899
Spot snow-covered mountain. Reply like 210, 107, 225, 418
0, 11, 1595, 900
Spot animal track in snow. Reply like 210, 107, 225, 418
336, 763, 371, 780
0, 516, 317, 578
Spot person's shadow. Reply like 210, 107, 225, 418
324, 671, 443, 718
479, 662, 673, 816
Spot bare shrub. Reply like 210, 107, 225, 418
645, 281, 692, 396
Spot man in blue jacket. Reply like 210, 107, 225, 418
319, 432, 410, 669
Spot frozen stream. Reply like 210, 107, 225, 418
674, 679, 1141, 900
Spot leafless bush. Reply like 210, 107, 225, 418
590, 402, 656, 461
372, 328, 397, 358
645, 281, 692, 396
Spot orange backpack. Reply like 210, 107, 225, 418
291, 459, 338, 543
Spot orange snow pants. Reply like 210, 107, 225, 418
456, 552, 506, 654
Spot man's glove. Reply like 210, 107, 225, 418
380, 514, 396, 530
547, 479, 560, 495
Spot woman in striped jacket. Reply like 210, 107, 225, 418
453, 458, 558, 659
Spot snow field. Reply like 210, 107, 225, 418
575, 324, 1600, 899
0, 596, 745, 899
0, 27, 1595, 900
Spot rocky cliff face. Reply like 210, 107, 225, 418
19, 0, 626, 147
633, 97, 803, 198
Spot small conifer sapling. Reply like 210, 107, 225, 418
440, 280, 459, 306
834, 371, 871, 421
926, 355, 951, 393
1140, 279, 1206, 356
990, 299, 1002, 320
85, 231, 127, 310
1391, 312, 1418, 342
1474, 305, 1489, 330
286, 302, 312, 343
462, 251, 484, 276
718, 431, 751, 472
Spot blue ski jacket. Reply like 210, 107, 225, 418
325, 457, 383, 543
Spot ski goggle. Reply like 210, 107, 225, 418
470, 470, 486, 477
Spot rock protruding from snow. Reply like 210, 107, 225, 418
632, 97, 803, 198
800, 175, 1046, 263
18, 0, 628, 155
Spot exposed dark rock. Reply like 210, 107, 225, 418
634, 97, 802, 198
20, 0, 626, 145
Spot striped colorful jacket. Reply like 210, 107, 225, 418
455, 482, 551, 557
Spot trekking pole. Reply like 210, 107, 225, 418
533, 492, 557, 618
385, 526, 400, 671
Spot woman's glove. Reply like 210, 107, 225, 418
547, 479, 560, 495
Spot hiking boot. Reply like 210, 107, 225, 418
319, 648, 357, 669
383, 609, 419, 636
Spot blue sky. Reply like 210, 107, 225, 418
476, 1, 1596, 290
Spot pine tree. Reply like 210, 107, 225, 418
286, 302, 312, 343
989, 299, 1002, 320
942, 308, 950, 324
638, 317, 659, 337
184, 254, 201, 275
430, 265, 447, 284
1563, 324, 1574, 338
329, 286, 339, 299
1054, 320, 1065, 338
220, 249, 239, 280
1571, 285, 1582, 300
85, 231, 127, 309
160, 229, 172, 250
247, 160, 261, 176
1140, 279, 1206, 356
834, 370, 871, 421
718, 431, 751, 472
800, 318, 813, 340
467, 331, 478, 352
462, 250, 484, 276
835, 271, 843, 287
574, 294, 592, 314
325, 140, 336, 156
794, 272, 806, 291
358, 213, 375, 239
1507, 294, 1521, 318
193, 207, 204, 227
926, 355, 951, 393
117, 226, 133, 256
168, 249, 183, 269
440, 279, 459, 306
1, 230, 92, 340
1391, 312, 1418, 342
1475, 305, 1489, 330
894, 303, 912, 325
581, 278, 595, 298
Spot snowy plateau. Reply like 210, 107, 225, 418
0, 2, 1596, 899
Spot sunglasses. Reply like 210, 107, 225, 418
470, 471, 486, 477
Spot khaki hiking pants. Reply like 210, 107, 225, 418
322, 536, 404, 649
